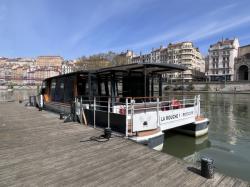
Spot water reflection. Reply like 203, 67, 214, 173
163, 131, 211, 161
163, 93, 250, 181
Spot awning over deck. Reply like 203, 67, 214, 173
95, 63, 186, 75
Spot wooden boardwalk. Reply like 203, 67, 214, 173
0, 102, 249, 187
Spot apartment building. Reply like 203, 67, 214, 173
62, 60, 75, 74
161, 42, 205, 81
207, 38, 239, 81
132, 42, 205, 82
36, 56, 63, 67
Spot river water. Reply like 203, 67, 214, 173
1, 90, 250, 181
162, 93, 250, 181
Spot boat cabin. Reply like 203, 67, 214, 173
41, 63, 186, 106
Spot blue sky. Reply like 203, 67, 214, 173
0, 0, 250, 59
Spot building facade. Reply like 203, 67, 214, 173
132, 42, 205, 82
234, 45, 250, 81
0, 56, 62, 85
61, 60, 75, 74
36, 56, 63, 67
207, 38, 239, 81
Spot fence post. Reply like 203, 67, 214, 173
131, 99, 134, 132
198, 95, 201, 116
125, 98, 128, 137
156, 97, 159, 127
108, 97, 110, 129
80, 96, 83, 124
94, 96, 96, 128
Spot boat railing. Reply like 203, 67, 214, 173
75, 96, 133, 136
74, 95, 200, 137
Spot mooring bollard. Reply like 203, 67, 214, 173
104, 127, 112, 139
201, 157, 214, 179
60, 113, 64, 120
29, 96, 36, 106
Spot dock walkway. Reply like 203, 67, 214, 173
0, 102, 249, 186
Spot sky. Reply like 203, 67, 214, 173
0, 0, 250, 59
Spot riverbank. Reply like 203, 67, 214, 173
0, 102, 248, 186
0, 85, 38, 90
164, 81, 250, 93
165, 90, 250, 94
0, 89, 37, 102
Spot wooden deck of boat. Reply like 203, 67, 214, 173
0, 102, 249, 187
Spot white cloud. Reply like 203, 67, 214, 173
182, 15, 250, 41
207, 3, 237, 16
115, 3, 250, 51
68, 0, 155, 47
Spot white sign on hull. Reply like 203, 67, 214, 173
159, 107, 196, 131
132, 106, 197, 132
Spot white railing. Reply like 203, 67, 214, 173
75, 95, 200, 137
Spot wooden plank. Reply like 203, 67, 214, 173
0, 103, 249, 187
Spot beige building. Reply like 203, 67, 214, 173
132, 42, 205, 82
208, 38, 239, 81
36, 56, 63, 67
61, 60, 74, 75
160, 42, 205, 81
116, 50, 136, 64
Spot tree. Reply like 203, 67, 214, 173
112, 55, 130, 66
74, 55, 112, 71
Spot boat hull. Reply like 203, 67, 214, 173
129, 131, 164, 151
175, 118, 209, 137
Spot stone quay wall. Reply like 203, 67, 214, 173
164, 81, 250, 92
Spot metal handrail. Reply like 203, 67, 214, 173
75, 95, 200, 137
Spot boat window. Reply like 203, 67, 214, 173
64, 76, 74, 103
60, 82, 64, 89
54, 78, 64, 102
50, 79, 56, 101
85, 83, 89, 95
100, 82, 106, 96
77, 74, 88, 97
